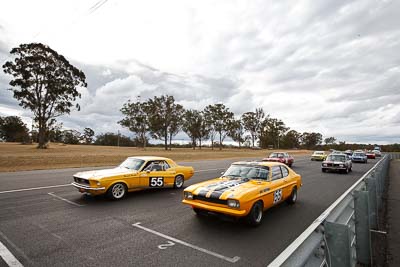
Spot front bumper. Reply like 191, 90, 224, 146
71, 182, 106, 193
182, 199, 247, 217
311, 156, 325, 161
322, 166, 347, 171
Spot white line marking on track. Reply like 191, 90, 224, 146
0, 240, 23, 267
47, 192, 84, 207
0, 167, 234, 195
0, 184, 71, 194
132, 222, 240, 263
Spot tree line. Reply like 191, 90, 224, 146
119, 95, 326, 150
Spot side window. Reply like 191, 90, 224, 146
142, 161, 154, 171
280, 166, 289, 178
271, 166, 283, 181
160, 161, 170, 171
144, 161, 163, 172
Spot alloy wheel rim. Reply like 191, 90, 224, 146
112, 184, 125, 198
255, 205, 262, 222
175, 176, 184, 188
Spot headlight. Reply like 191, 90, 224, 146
96, 181, 101, 186
322, 163, 327, 167
184, 191, 193, 200
339, 164, 344, 167
227, 199, 240, 208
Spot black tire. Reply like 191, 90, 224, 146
173, 175, 184, 189
245, 201, 263, 226
107, 183, 127, 200
322, 168, 326, 173
286, 187, 297, 204
288, 163, 293, 167
193, 208, 205, 216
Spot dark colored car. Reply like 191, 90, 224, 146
262, 152, 294, 167
344, 150, 353, 156
352, 152, 368, 163
322, 153, 352, 174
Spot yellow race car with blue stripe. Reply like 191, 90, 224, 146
182, 161, 302, 226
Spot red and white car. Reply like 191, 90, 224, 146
366, 151, 376, 159
262, 152, 294, 167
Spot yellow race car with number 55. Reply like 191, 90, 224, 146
182, 161, 302, 226
72, 156, 194, 200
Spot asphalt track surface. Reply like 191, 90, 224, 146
0, 155, 380, 267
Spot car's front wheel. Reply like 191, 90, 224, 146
286, 187, 297, 204
173, 175, 184, 189
245, 201, 263, 226
193, 208, 206, 216
107, 183, 127, 200
322, 168, 326, 173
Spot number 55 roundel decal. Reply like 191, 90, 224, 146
273, 189, 282, 203
150, 177, 164, 187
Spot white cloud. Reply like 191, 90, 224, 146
0, 0, 399, 144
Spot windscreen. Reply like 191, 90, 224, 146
327, 155, 346, 162
223, 164, 270, 180
119, 158, 145, 170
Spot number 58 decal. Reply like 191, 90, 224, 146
150, 177, 164, 187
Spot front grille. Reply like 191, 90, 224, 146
74, 177, 90, 185
193, 195, 227, 205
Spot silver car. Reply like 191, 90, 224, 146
322, 153, 353, 174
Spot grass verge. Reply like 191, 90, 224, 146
0, 142, 311, 172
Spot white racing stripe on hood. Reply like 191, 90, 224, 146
74, 167, 136, 179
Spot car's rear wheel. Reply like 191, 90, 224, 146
286, 187, 297, 204
107, 183, 127, 200
245, 201, 263, 226
173, 175, 184, 189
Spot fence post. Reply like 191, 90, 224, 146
354, 190, 371, 266
365, 177, 377, 229
325, 221, 352, 267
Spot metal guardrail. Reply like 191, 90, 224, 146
269, 153, 399, 267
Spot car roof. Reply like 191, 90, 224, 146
232, 161, 286, 167
127, 156, 170, 161
328, 153, 347, 156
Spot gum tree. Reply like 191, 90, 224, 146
2, 43, 86, 148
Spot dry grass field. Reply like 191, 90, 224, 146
0, 142, 311, 172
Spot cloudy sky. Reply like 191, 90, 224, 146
1, 0, 399, 144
